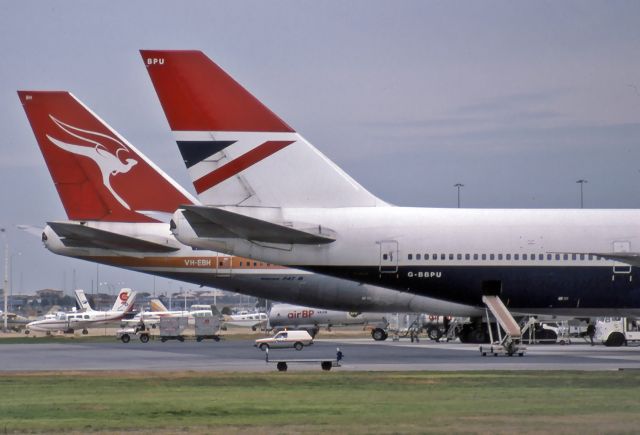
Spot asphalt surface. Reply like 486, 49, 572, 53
1, 338, 640, 372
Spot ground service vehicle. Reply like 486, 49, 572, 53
596, 317, 640, 346
255, 330, 313, 351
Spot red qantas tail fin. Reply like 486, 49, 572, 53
18, 91, 196, 222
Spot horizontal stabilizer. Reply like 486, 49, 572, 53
48, 221, 180, 253
181, 205, 335, 245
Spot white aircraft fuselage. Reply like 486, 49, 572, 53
172, 206, 640, 316
42, 221, 483, 316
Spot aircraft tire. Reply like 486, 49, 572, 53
371, 328, 387, 341
294, 342, 303, 351
427, 326, 442, 341
605, 332, 625, 347
139, 334, 150, 343
120, 334, 131, 343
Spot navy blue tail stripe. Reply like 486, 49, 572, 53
176, 141, 236, 168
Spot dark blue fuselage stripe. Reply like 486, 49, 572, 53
299, 265, 640, 309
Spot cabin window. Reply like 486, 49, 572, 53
563, 254, 568, 261
465, 254, 470, 260
84, 315, 90, 319
532, 254, 537, 261
588, 254, 593, 260
490, 254, 495, 260
522, 254, 527, 260
457, 254, 462, 260
473, 254, 478, 260
449, 254, 454, 260
555, 254, 560, 261
416, 254, 421, 260
482, 254, 487, 260
383, 254, 388, 260
441, 254, 446, 260
580, 254, 585, 261
506, 254, 511, 260
514, 254, 519, 260
498, 254, 503, 260
571, 254, 577, 261
432, 254, 437, 260
408, 254, 413, 260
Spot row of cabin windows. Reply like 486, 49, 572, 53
220, 261, 271, 267
406, 253, 605, 261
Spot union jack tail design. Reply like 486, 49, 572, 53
141, 50, 384, 208
18, 91, 197, 222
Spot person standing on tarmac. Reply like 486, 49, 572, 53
587, 323, 596, 346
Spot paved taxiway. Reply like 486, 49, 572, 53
1, 338, 640, 371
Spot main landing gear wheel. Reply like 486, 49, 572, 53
427, 326, 442, 341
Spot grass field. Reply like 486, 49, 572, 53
1, 371, 640, 434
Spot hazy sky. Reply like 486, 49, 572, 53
1, 1, 640, 295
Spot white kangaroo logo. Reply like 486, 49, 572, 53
46, 115, 138, 210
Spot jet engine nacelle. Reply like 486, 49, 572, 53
171, 209, 230, 251
42, 225, 68, 254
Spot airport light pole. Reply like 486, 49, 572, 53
576, 179, 588, 208
9, 252, 21, 311
1, 229, 9, 331
454, 183, 464, 208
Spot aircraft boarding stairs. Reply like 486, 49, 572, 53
479, 295, 526, 357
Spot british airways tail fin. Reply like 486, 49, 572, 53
18, 91, 197, 223
140, 50, 385, 209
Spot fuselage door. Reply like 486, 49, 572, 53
378, 240, 399, 273
612, 241, 632, 275
216, 253, 233, 277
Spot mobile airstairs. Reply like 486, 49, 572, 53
479, 295, 526, 357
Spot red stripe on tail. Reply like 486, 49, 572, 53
194, 140, 294, 194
